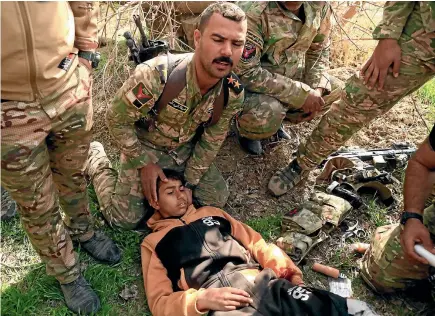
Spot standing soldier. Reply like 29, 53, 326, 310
86, 2, 247, 230
269, 1, 435, 196
1, 2, 120, 314
235, 1, 341, 155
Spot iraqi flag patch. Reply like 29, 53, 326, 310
126, 82, 153, 109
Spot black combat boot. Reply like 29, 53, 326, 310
80, 231, 121, 264
238, 136, 264, 155
1, 187, 17, 221
60, 275, 101, 315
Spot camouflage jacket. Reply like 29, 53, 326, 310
235, 1, 332, 108
106, 53, 244, 185
373, 1, 435, 40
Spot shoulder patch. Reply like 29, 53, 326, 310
241, 42, 258, 63
125, 82, 154, 109
226, 73, 243, 94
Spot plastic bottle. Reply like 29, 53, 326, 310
414, 244, 435, 267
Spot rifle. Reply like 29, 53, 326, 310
321, 143, 416, 170
124, 15, 169, 65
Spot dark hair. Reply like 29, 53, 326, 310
198, 2, 246, 32
156, 169, 186, 198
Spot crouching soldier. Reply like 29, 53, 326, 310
87, 2, 247, 230
361, 124, 435, 297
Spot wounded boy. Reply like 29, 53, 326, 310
141, 170, 376, 316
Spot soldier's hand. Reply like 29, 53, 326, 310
196, 287, 253, 312
140, 163, 168, 203
300, 89, 325, 121
400, 218, 435, 265
360, 38, 401, 91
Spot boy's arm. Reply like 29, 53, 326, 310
221, 212, 304, 285
141, 244, 206, 316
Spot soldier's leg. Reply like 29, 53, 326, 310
237, 93, 286, 155
88, 142, 182, 230
360, 206, 435, 293
297, 24, 435, 172
194, 163, 229, 208
238, 93, 286, 140
1, 100, 80, 284
269, 39, 435, 196
48, 64, 94, 242
89, 147, 147, 230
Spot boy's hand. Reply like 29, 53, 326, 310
140, 163, 168, 203
196, 287, 253, 312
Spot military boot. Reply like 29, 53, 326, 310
1, 187, 17, 221
61, 275, 101, 315
80, 231, 121, 264
268, 159, 309, 196
238, 137, 264, 155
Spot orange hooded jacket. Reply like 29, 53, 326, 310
141, 205, 303, 316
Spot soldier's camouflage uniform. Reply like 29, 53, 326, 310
295, 1, 435, 171
1, 64, 94, 283
89, 53, 244, 230
361, 203, 435, 293
235, 1, 342, 139
1, 1, 99, 284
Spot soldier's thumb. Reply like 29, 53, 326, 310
392, 58, 401, 78
421, 236, 435, 255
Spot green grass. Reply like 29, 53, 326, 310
1, 191, 282, 316
365, 198, 388, 227
245, 214, 282, 242
1, 188, 150, 316
416, 78, 435, 122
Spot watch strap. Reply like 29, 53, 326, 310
400, 211, 423, 225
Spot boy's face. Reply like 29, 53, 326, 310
152, 179, 191, 218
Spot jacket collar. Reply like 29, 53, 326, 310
147, 204, 197, 232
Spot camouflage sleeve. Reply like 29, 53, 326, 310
373, 2, 415, 40
236, 13, 311, 109
304, 4, 332, 92
184, 90, 244, 185
105, 63, 161, 169
69, 1, 99, 52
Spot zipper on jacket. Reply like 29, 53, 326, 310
18, 2, 40, 100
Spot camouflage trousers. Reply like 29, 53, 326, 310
1, 64, 94, 284
360, 204, 435, 293
237, 76, 343, 140
90, 142, 229, 230
296, 29, 435, 171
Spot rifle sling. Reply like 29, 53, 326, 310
150, 53, 228, 129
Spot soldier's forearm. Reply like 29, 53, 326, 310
403, 139, 435, 214
404, 160, 433, 214
240, 68, 311, 108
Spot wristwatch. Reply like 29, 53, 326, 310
78, 51, 101, 69
400, 211, 423, 225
